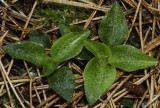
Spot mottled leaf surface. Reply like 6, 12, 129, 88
76, 48, 94, 60
48, 66, 75, 101
59, 24, 83, 35
50, 30, 91, 62
3, 41, 46, 67
84, 40, 111, 64
42, 57, 59, 76
30, 29, 52, 48
109, 45, 158, 71
84, 58, 116, 105
76, 32, 96, 61
59, 24, 95, 60
98, 1, 128, 46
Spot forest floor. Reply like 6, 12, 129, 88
0, 0, 160, 108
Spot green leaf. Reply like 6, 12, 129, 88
109, 45, 158, 71
42, 57, 59, 76
59, 24, 95, 40
76, 48, 94, 60
3, 41, 46, 67
84, 40, 111, 64
98, 1, 129, 46
120, 98, 134, 108
84, 58, 116, 105
59, 24, 83, 35
50, 30, 91, 62
48, 66, 75, 101
18, 68, 37, 76
87, 32, 96, 40
30, 29, 52, 48
59, 24, 95, 60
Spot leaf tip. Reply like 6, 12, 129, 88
153, 59, 159, 65
112, 1, 120, 7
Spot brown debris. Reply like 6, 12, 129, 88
123, 82, 145, 96
0, 0, 160, 107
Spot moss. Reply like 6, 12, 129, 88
33, 2, 90, 25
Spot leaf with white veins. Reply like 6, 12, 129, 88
84, 58, 116, 105
98, 1, 129, 46
3, 41, 46, 67
109, 45, 158, 71
30, 29, 52, 48
48, 66, 75, 101
50, 30, 91, 62
84, 40, 111, 65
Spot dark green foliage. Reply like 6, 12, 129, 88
42, 57, 59, 77
50, 30, 91, 62
30, 29, 52, 48
76, 48, 94, 60
109, 45, 158, 71
3, 1, 159, 105
58, 24, 95, 60
84, 40, 111, 65
83, 1, 158, 105
42, 30, 91, 76
84, 58, 116, 105
59, 24, 83, 35
120, 98, 134, 108
98, 1, 129, 46
48, 66, 75, 101
3, 41, 46, 67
